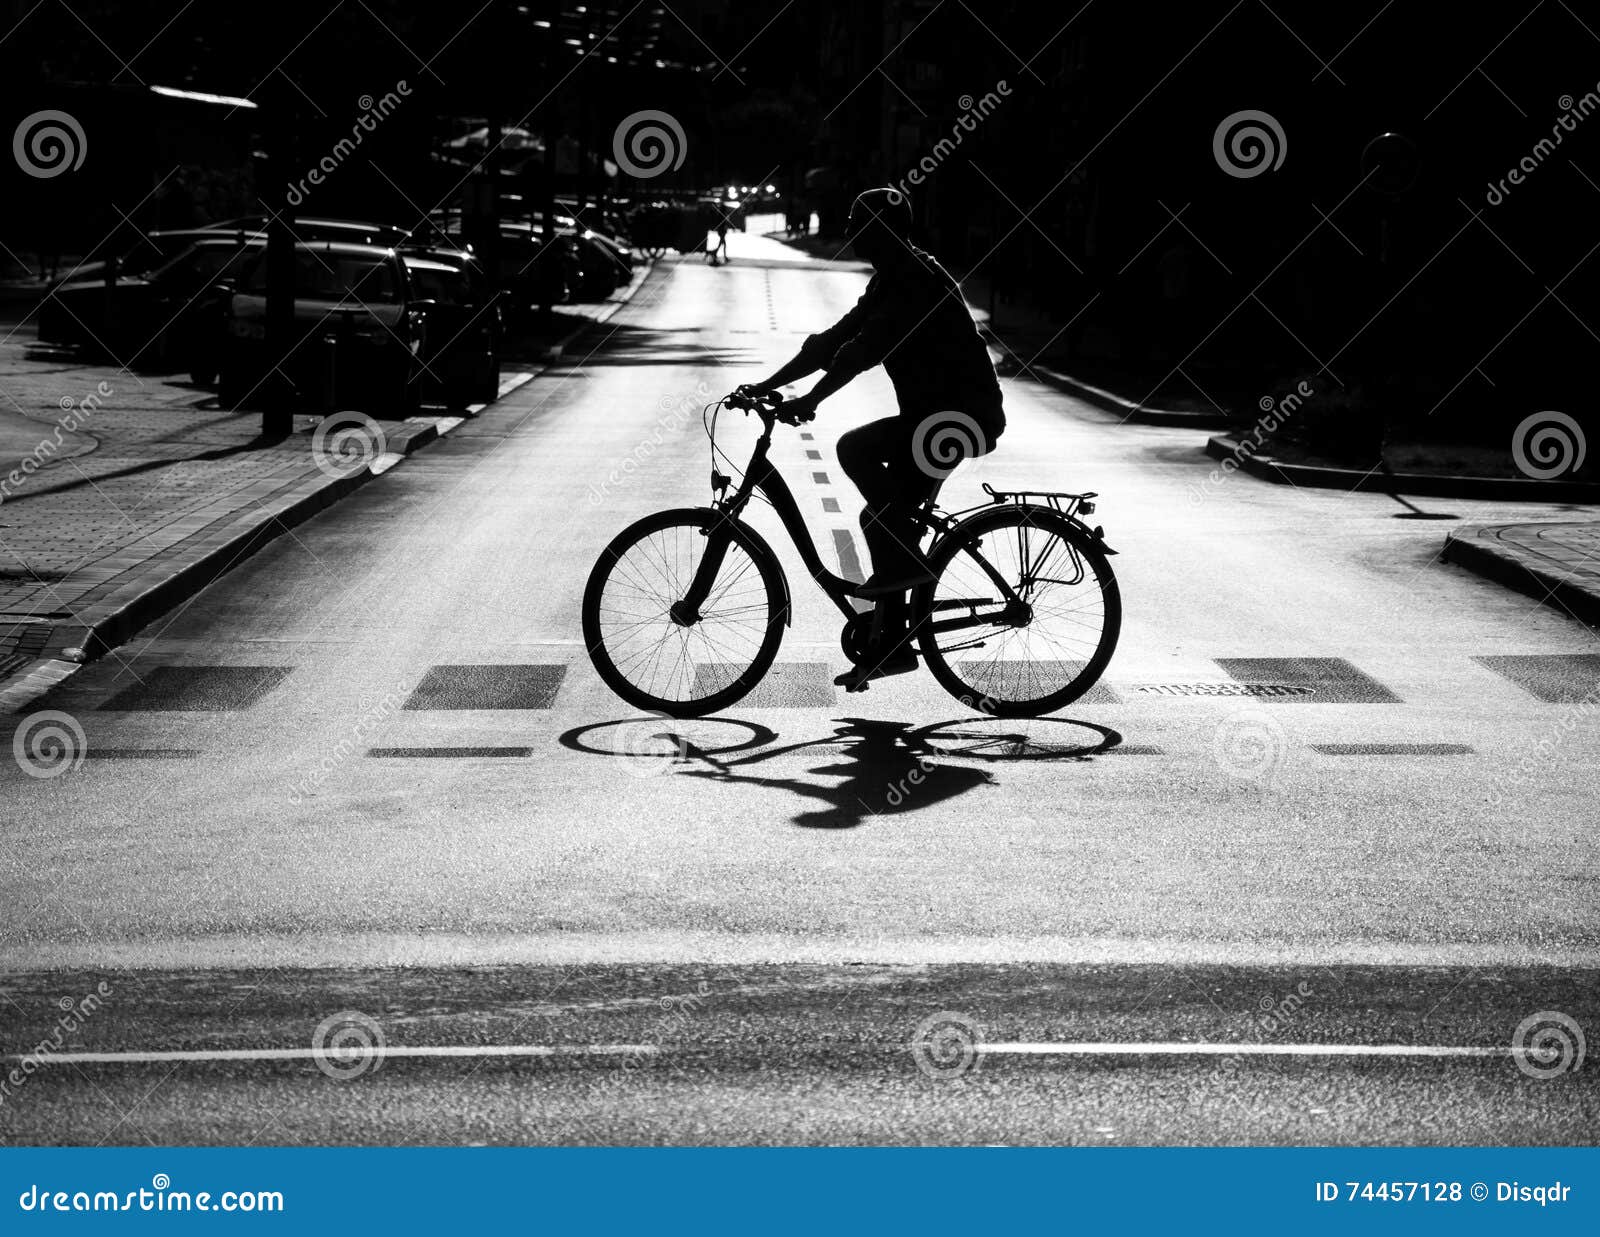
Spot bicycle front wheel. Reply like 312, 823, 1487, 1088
582, 508, 788, 717
918, 505, 1121, 716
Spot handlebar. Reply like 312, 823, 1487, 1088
725, 384, 813, 425
724, 385, 784, 414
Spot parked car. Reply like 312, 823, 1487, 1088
447, 225, 576, 313
206, 215, 409, 248
502, 221, 624, 300
46, 227, 263, 289
37, 233, 265, 379
219, 242, 427, 417
401, 250, 499, 407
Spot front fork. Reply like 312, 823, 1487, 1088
670, 522, 733, 626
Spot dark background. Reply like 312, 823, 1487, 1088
2, 0, 1596, 448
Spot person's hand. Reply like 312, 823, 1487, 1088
777, 391, 819, 424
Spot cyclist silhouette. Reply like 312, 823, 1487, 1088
752, 187, 1005, 686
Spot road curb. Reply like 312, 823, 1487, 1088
1442, 524, 1600, 627
990, 345, 1230, 428
547, 261, 655, 362
1204, 433, 1600, 500
0, 263, 657, 704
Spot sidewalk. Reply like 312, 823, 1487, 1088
0, 262, 654, 696
1444, 522, 1600, 627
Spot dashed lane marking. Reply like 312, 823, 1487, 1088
832, 530, 866, 585
1310, 743, 1474, 756
368, 746, 535, 758
1133, 683, 1313, 698
87, 748, 201, 759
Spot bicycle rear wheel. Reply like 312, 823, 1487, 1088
582, 508, 787, 717
918, 505, 1120, 716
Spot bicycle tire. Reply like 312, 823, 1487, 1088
917, 505, 1121, 717
582, 507, 788, 717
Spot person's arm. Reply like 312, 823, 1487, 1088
785, 272, 917, 414
754, 279, 877, 391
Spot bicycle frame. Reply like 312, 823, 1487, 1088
673, 406, 1042, 641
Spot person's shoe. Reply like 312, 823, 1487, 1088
833, 647, 918, 692
855, 559, 935, 599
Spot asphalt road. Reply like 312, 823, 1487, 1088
1, 226, 1596, 1143
2, 965, 1595, 1145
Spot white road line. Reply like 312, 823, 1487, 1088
5, 1042, 1527, 1066
981, 1042, 1513, 1058
10, 1045, 658, 1065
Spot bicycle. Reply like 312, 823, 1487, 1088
581, 386, 1121, 718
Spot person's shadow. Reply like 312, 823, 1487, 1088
681, 716, 995, 829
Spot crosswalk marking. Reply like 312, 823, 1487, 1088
403, 664, 566, 710
38, 654, 1600, 720
97, 665, 294, 712
1474, 653, 1600, 704
1214, 657, 1401, 704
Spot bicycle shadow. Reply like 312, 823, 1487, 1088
560, 714, 1126, 831
683, 717, 996, 830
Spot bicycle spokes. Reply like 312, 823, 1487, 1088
592, 520, 777, 707
920, 506, 1119, 714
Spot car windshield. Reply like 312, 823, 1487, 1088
244, 251, 402, 303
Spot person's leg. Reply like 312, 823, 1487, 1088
837, 417, 908, 576
852, 418, 941, 595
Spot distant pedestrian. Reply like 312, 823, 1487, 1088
711, 216, 729, 265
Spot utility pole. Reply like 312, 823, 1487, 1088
261, 77, 295, 440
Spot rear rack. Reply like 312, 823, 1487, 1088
982, 483, 1096, 516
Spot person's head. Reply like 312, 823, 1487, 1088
847, 188, 912, 266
